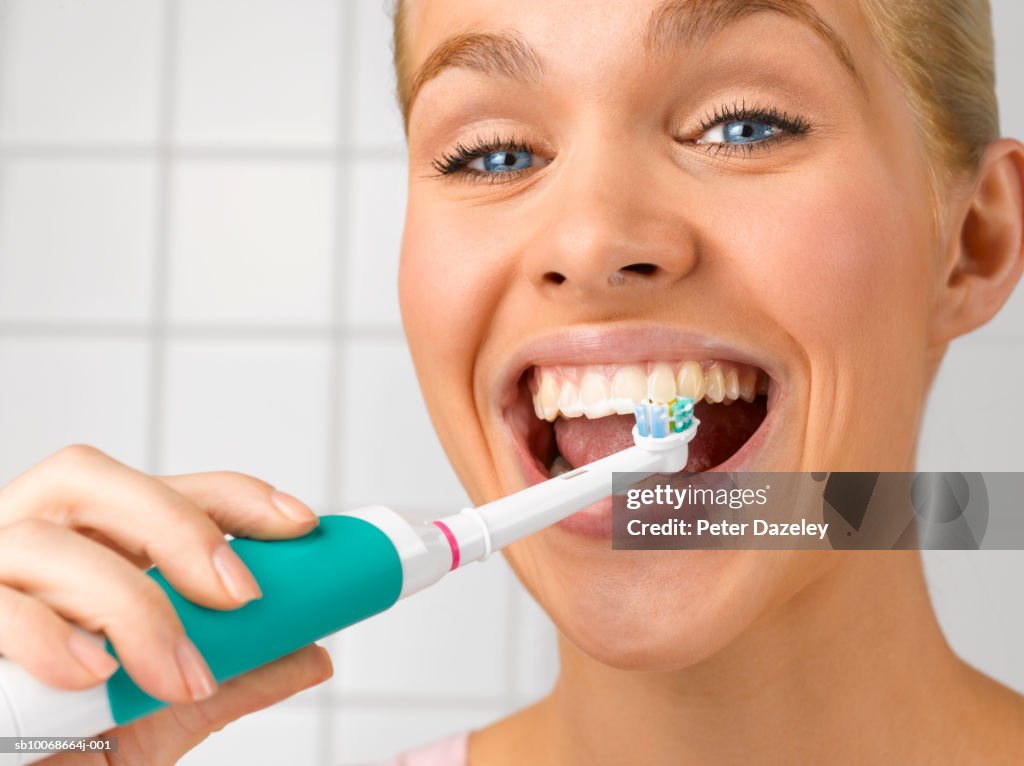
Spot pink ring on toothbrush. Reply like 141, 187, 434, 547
432, 520, 460, 570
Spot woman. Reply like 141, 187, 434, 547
0, 0, 1021, 763
390, 0, 1024, 762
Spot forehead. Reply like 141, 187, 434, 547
399, 0, 876, 119
403, 0, 871, 73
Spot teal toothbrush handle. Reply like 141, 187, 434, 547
106, 514, 403, 725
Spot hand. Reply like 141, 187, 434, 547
0, 445, 328, 759
43, 643, 333, 766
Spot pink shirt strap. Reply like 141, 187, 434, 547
363, 731, 469, 766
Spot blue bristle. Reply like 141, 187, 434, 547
637, 397, 696, 438
634, 402, 651, 437
651, 403, 669, 437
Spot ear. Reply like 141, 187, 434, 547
931, 138, 1024, 345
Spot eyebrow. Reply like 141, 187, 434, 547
403, 0, 863, 120
403, 31, 542, 120
644, 0, 864, 89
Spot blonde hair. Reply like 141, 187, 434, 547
392, 0, 413, 121
858, 0, 998, 186
392, 0, 999, 184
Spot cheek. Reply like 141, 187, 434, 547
399, 195, 516, 357
743, 167, 933, 359
399, 194, 522, 493
400, 199, 486, 402
713, 152, 935, 467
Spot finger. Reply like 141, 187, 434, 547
0, 519, 215, 704
77, 527, 150, 569
0, 584, 119, 690
85, 645, 333, 766
172, 644, 332, 741
0, 445, 262, 610
158, 471, 318, 540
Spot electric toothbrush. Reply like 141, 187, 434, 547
0, 398, 698, 765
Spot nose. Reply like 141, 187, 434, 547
523, 142, 699, 299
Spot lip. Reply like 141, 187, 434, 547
493, 323, 786, 409
493, 322, 787, 539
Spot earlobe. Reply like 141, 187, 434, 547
931, 138, 1024, 345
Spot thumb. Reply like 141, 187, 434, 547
45, 644, 333, 766
160, 643, 334, 750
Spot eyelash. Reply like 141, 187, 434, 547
693, 100, 812, 157
431, 134, 535, 182
430, 102, 813, 180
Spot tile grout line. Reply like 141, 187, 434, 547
0, 0, 9, 130
144, 0, 179, 474
0, 1, 13, 287
320, 1, 359, 763
0, 143, 407, 161
503, 565, 522, 714
0, 321, 406, 340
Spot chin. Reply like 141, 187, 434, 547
510, 537, 773, 671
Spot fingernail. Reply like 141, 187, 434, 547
67, 630, 119, 680
212, 543, 262, 603
176, 637, 217, 701
313, 645, 334, 681
270, 490, 318, 525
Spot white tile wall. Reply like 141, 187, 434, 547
986, 0, 1024, 340
339, 338, 468, 510
160, 339, 333, 509
351, 0, 406, 150
0, 0, 162, 144
1, 0, 1023, 763
994, 0, 1024, 144
345, 157, 406, 328
919, 332, 1024, 698
918, 338, 1024, 471
509, 584, 560, 703
0, 3, 543, 761
168, 160, 334, 324
0, 339, 150, 483
332, 554, 513, 699
923, 551, 1024, 694
0, 158, 156, 322
178, 704, 324, 766
175, 0, 340, 147
981, 287, 1024, 340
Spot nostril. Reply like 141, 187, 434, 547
620, 263, 658, 276
543, 271, 567, 285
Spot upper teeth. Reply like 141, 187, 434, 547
530, 361, 767, 422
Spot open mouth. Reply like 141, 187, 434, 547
494, 327, 783, 537
512, 359, 773, 479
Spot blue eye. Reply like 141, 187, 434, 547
468, 149, 533, 173
700, 119, 782, 145
432, 137, 552, 179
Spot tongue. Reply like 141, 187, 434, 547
553, 399, 767, 472
554, 414, 637, 468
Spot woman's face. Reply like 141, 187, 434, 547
399, 0, 945, 668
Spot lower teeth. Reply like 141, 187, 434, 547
550, 455, 573, 477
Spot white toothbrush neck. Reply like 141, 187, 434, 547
429, 424, 696, 572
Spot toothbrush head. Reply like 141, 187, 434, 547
632, 397, 700, 461
634, 396, 696, 437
